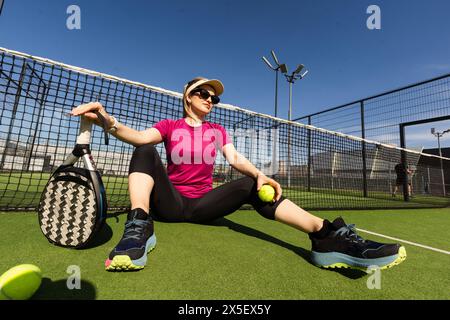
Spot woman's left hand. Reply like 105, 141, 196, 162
256, 173, 282, 203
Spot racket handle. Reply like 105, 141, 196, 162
62, 152, 79, 166
75, 111, 109, 145
76, 115, 93, 145
94, 111, 110, 145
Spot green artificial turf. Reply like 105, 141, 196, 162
1, 173, 448, 210
0, 208, 449, 300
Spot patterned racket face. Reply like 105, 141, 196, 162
38, 169, 99, 248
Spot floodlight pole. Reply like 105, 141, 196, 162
262, 51, 286, 180
286, 76, 296, 188
284, 67, 308, 188
262, 51, 284, 118
274, 69, 279, 118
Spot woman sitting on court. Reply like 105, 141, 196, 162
70, 77, 406, 272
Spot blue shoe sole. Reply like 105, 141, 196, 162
105, 234, 157, 271
311, 246, 407, 272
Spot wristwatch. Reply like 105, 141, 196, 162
108, 116, 118, 133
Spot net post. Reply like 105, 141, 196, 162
399, 124, 410, 202
24, 64, 49, 172
360, 101, 368, 197
0, 61, 28, 170
307, 116, 311, 192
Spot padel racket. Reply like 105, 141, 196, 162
38, 111, 109, 248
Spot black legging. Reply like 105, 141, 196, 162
129, 144, 286, 223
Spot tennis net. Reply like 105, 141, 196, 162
1, 47, 449, 211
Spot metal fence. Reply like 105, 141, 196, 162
295, 74, 450, 147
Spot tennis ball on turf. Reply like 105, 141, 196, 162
0, 264, 42, 300
258, 184, 275, 202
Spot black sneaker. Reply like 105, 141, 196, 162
309, 217, 406, 271
105, 208, 156, 271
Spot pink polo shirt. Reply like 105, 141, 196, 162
153, 118, 232, 198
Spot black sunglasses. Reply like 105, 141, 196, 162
190, 88, 220, 104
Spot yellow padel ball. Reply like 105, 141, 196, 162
0, 264, 42, 300
258, 184, 275, 202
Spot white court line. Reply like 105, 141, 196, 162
356, 228, 450, 255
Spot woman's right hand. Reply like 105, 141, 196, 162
70, 102, 113, 128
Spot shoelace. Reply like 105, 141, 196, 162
123, 219, 148, 241
335, 224, 365, 243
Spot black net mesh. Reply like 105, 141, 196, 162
1, 48, 449, 211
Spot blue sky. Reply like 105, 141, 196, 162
0, 0, 449, 148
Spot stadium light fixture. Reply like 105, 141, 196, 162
294, 64, 304, 75
299, 70, 309, 79
262, 56, 276, 70
271, 50, 280, 65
